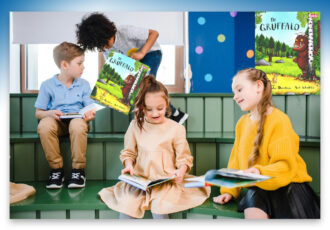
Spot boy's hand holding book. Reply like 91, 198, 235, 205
83, 110, 96, 122
47, 110, 64, 121
59, 103, 105, 120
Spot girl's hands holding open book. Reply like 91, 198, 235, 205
172, 165, 188, 183
241, 168, 260, 186
243, 167, 260, 175
122, 159, 134, 176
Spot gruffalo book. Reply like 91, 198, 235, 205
255, 12, 320, 95
90, 50, 150, 115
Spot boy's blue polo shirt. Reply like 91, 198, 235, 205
35, 75, 95, 113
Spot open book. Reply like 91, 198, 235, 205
118, 173, 176, 191
184, 168, 271, 188
60, 103, 105, 119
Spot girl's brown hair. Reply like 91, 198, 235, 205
134, 75, 171, 130
235, 68, 273, 167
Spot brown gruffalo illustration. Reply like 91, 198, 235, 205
293, 35, 309, 79
121, 75, 135, 105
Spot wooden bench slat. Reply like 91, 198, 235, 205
10, 132, 320, 147
10, 181, 244, 218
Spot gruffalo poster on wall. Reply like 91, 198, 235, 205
255, 12, 320, 95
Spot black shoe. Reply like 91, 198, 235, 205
46, 168, 64, 189
68, 168, 86, 188
170, 109, 189, 125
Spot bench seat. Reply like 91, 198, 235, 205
10, 132, 320, 147
10, 180, 244, 219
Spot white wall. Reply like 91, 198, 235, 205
10, 11, 185, 93
10, 12, 20, 93
11, 11, 184, 45
9, 44, 20, 93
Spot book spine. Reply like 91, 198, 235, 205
308, 13, 314, 67
127, 65, 144, 100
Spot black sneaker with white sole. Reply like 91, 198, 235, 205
68, 168, 86, 188
170, 109, 189, 125
46, 168, 64, 189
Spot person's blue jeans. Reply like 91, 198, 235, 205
140, 50, 176, 114
140, 50, 162, 76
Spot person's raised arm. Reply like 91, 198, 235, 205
130, 29, 159, 61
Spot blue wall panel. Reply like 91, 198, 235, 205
234, 12, 255, 71
189, 12, 235, 93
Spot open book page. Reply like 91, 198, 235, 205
118, 174, 151, 191
206, 177, 260, 188
184, 176, 205, 188
185, 175, 205, 182
79, 103, 105, 115
60, 103, 105, 119
215, 168, 270, 180
59, 113, 83, 119
147, 175, 176, 187
184, 168, 271, 188
118, 174, 176, 191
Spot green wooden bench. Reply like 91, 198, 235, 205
10, 181, 244, 219
10, 93, 321, 138
9, 132, 320, 219
10, 132, 320, 192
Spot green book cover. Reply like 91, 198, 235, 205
255, 12, 320, 95
90, 50, 150, 115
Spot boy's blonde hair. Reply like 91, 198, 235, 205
53, 42, 84, 68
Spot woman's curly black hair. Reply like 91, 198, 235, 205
76, 12, 117, 52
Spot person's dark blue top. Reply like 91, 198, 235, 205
35, 75, 94, 113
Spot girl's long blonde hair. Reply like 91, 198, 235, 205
235, 68, 273, 167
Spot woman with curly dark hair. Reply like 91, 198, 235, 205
76, 12, 188, 124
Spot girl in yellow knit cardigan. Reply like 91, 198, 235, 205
213, 68, 320, 219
